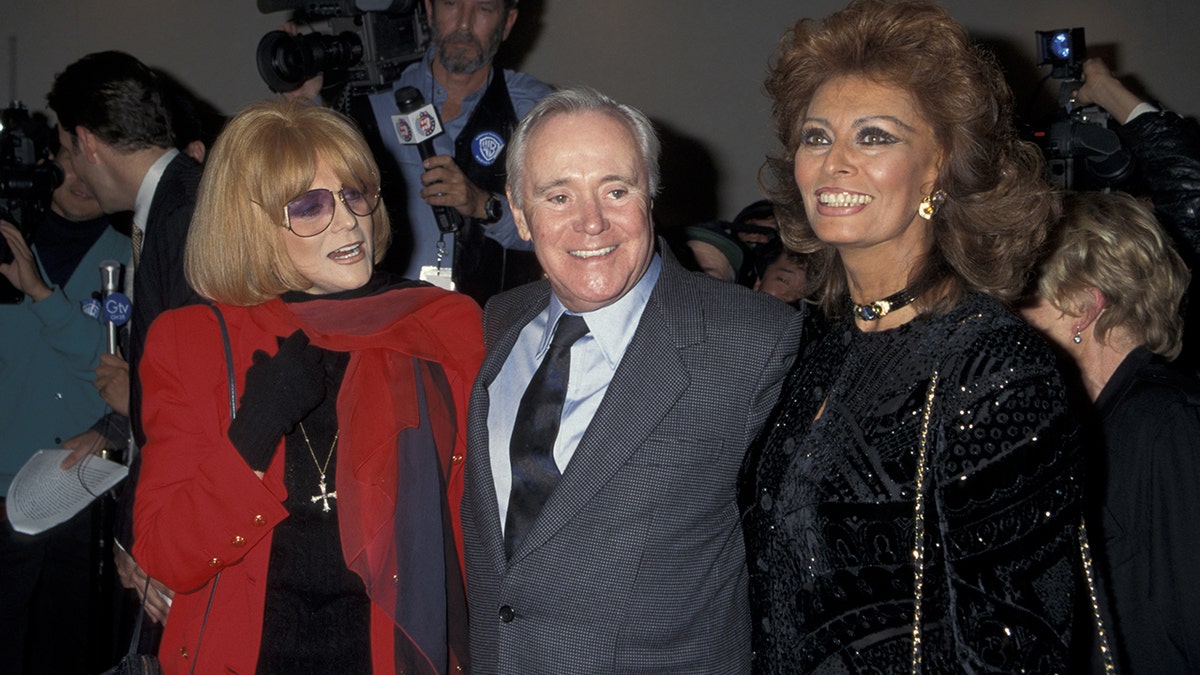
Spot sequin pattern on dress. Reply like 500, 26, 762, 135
739, 293, 1083, 673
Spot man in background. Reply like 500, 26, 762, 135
294, 0, 551, 303
372, 0, 550, 303
47, 49, 204, 632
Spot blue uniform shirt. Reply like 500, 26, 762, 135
368, 51, 552, 280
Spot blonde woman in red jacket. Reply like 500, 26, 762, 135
132, 99, 483, 675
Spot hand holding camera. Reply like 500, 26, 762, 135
0, 220, 52, 302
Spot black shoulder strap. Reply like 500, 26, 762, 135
206, 303, 237, 420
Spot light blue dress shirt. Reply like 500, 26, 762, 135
487, 255, 663, 529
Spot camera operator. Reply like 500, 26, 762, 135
1072, 57, 1200, 368
0, 137, 130, 674
290, 0, 551, 305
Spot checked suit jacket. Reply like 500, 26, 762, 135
462, 247, 804, 674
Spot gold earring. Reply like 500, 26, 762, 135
918, 190, 947, 220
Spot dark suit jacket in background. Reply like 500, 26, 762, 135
462, 247, 804, 674
128, 152, 203, 445
119, 151, 203, 549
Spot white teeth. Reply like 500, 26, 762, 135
329, 243, 362, 260
571, 246, 616, 259
819, 192, 873, 207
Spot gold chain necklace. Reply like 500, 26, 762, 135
299, 422, 339, 512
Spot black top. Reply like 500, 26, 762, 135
256, 274, 425, 674
1086, 347, 1200, 673
255, 346, 373, 675
30, 209, 110, 289
740, 292, 1083, 673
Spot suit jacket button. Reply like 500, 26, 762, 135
499, 605, 515, 623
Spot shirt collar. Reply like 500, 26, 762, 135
540, 254, 662, 368
133, 148, 180, 231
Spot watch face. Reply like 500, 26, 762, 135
486, 194, 503, 223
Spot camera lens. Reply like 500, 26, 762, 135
256, 30, 364, 93
1049, 32, 1072, 61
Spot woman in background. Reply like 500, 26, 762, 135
1023, 191, 1200, 673
740, 0, 1082, 671
133, 99, 483, 674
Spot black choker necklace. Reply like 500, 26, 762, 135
850, 289, 914, 321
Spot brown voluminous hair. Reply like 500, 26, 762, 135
762, 0, 1059, 316
1035, 191, 1189, 360
184, 99, 390, 305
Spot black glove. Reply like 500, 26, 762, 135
228, 329, 328, 471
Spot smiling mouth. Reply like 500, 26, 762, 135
570, 245, 616, 259
329, 243, 363, 260
818, 192, 874, 207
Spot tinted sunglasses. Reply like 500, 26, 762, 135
283, 185, 381, 237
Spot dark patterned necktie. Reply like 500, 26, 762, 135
131, 225, 144, 269
505, 313, 590, 559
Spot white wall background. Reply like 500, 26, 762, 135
3, 0, 1196, 227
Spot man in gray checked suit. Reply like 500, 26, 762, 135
461, 87, 803, 674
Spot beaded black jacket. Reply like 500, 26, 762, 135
740, 292, 1084, 673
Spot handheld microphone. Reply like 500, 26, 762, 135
393, 86, 465, 234
98, 260, 130, 356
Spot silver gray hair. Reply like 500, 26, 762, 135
506, 86, 661, 209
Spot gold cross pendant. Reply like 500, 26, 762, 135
311, 476, 337, 512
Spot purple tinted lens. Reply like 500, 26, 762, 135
285, 189, 335, 235
342, 186, 378, 216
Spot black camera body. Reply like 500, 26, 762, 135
257, 0, 429, 95
0, 102, 63, 303
1030, 27, 1133, 190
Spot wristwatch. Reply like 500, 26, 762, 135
483, 193, 503, 224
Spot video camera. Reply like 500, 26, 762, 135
256, 0, 430, 96
1030, 27, 1132, 190
0, 102, 63, 303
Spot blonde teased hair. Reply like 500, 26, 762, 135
1036, 191, 1189, 359
185, 99, 390, 305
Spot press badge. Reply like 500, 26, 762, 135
420, 265, 455, 291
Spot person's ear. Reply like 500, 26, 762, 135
183, 140, 206, 164
74, 127, 101, 164
502, 6, 518, 41
1072, 287, 1107, 335
508, 187, 531, 241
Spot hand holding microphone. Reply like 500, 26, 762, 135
393, 86, 467, 234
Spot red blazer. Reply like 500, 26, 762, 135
133, 285, 483, 675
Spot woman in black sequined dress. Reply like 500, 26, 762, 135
739, 1, 1084, 671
